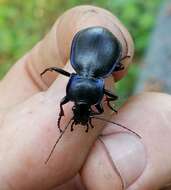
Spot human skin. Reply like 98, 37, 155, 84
0, 5, 171, 190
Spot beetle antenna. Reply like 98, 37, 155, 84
45, 118, 73, 164
91, 116, 141, 138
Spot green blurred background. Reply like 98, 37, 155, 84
0, 0, 162, 100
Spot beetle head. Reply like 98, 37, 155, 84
72, 102, 90, 125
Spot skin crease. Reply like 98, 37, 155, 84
0, 5, 170, 190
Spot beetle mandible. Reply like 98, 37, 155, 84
41, 26, 137, 163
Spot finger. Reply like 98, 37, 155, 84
0, 62, 113, 190
0, 5, 133, 109
81, 92, 171, 190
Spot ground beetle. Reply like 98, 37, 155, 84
41, 26, 139, 163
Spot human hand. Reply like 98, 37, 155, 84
0, 5, 171, 190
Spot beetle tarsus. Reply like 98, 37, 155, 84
71, 121, 75, 131
121, 55, 131, 61
106, 97, 118, 113
104, 89, 118, 100
57, 114, 63, 132
90, 104, 104, 116
58, 126, 63, 133
40, 67, 71, 77
114, 63, 125, 71
85, 124, 89, 132
95, 103, 104, 115
104, 89, 118, 113
57, 96, 70, 132
114, 55, 131, 72
57, 123, 63, 133
89, 118, 94, 129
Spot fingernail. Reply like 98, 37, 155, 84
101, 133, 147, 188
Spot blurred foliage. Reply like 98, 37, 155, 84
0, 0, 162, 97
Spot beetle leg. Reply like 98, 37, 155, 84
114, 55, 131, 71
70, 120, 75, 132
57, 96, 70, 132
121, 55, 131, 61
95, 103, 104, 115
85, 123, 89, 133
114, 63, 124, 71
89, 118, 94, 129
104, 89, 118, 113
106, 97, 118, 113
90, 103, 104, 116
40, 67, 71, 77
104, 89, 118, 99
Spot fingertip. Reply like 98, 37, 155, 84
81, 133, 146, 190
80, 139, 123, 190
57, 5, 134, 82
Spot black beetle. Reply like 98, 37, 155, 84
41, 26, 138, 163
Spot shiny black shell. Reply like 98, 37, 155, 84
70, 26, 122, 78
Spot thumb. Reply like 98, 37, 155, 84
81, 93, 171, 190
81, 127, 146, 190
